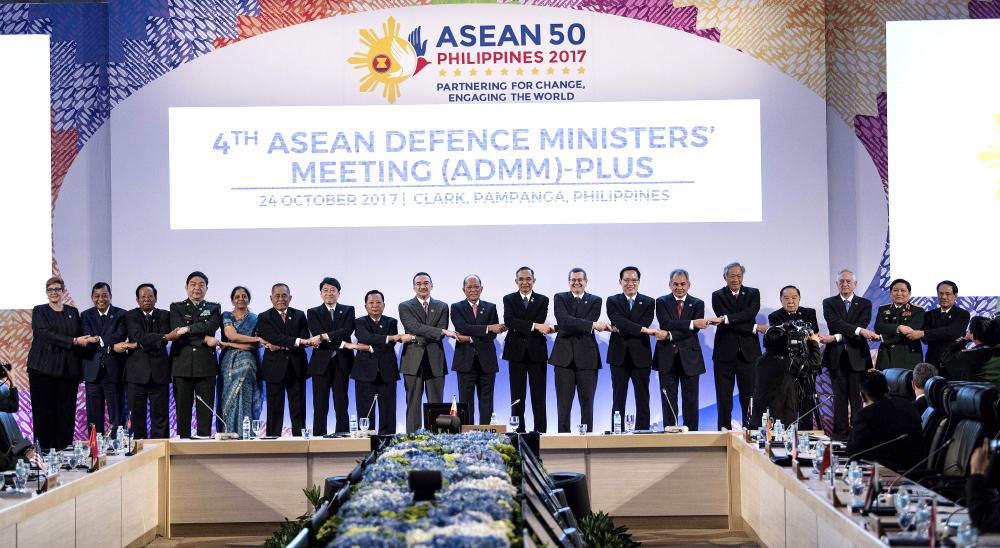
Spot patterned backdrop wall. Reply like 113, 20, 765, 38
0, 0, 997, 439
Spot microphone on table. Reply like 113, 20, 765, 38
791, 395, 833, 430
887, 438, 954, 489
660, 389, 687, 433
195, 395, 238, 440
845, 433, 908, 462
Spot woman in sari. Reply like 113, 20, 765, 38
217, 286, 263, 433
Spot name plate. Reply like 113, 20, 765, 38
38, 471, 58, 492
461, 424, 506, 434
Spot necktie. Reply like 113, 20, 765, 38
843, 299, 850, 315
422, 301, 429, 316
677, 300, 683, 318
280, 311, 287, 324
472, 302, 478, 318
628, 298, 634, 311
330, 307, 336, 321
144, 313, 151, 331
523, 296, 529, 310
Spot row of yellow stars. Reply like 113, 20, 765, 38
438, 66, 587, 77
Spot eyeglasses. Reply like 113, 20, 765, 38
45, 287, 63, 293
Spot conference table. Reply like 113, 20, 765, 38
0, 432, 989, 547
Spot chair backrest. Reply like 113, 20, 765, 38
885, 368, 916, 400
939, 384, 999, 477
921, 377, 949, 465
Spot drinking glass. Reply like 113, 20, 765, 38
13, 461, 28, 492
577, 423, 588, 435
956, 521, 979, 547
897, 510, 915, 534
301, 427, 312, 439
624, 414, 635, 433
358, 417, 370, 433
252, 420, 265, 438
509, 415, 520, 432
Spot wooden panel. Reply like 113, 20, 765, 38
589, 447, 728, 516
537, 448, 587, 476
817, 516, 858, 548
76, 476, 123, 548
0, 524, 13, 547
785, 488, 818, 548
309, 453, 369, 488
170, 455, 308, 523
122, 460, 159, 546
17, 498, 74, 548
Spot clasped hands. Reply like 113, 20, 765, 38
896, 325, 924, 341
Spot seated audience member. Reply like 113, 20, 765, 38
940, 316, 999, 382
911, 362, 938, 415
966, 439, 1000, 533
847, 371, 925, 471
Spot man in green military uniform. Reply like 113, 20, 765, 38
169, 271, 222, 438
873, 278, 925, 370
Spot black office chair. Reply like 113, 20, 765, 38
921, 377, 949, 451
921, 383, 998, 499
885, 368, 916, 401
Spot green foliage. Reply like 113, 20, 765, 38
315, 515, 342, 546
262, 518, 305, 548
263, 485, 322, 547
579, 511, 641, 548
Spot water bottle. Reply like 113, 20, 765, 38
349, 414, 359, 437
96, 433, 104, 455
489, 411, 498, 425
242, 416, 251, 440
773, 420, 785, 442
758, 425, 767, 447
116, 427, 125, 456
613, 411, 622, 434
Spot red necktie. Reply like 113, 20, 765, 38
676, 300, 683, 318
280, 311, 287, 324
472, 302, 478, 318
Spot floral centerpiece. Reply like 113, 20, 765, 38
316, 431, 522, 548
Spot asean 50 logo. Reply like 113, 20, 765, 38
347, 17, 430, 104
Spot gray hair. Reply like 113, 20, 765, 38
838, 269, 856, 280
463, 274, 482, 287
669, 268, 690, 281
722, 262, 745, 277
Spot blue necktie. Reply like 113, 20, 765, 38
843, 299, 851, 315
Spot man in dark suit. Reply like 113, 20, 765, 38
847, 370, 925, 471
169, 271, 222, 438
80, 282, 127, 436
818, 269, 878, 439
654, 269, 709, 431
915, 280, 970, 365
399, 272, 455, 433
353, 290, 409, 435
709, 262, 764, 430
606, 266, 655, 431
305, 277, 356, 436
451, 275, 505, 424
502, 266, 554, 433
256, 283, 311, 437
551, 267, 610, 433
911, 362, 937, 416
767, 285, 821, 428
119, 283, 173, 439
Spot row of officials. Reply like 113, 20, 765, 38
25, 263, 987, 450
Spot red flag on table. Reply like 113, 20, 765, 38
818, 442, 832, 477
88, 423, 98, 465
449, 396, 458, 417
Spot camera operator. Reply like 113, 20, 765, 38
0, 365, 44, 472
966, 439, 1000, 533
748, 322, 821, 428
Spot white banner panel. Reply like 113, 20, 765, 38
169, 100, 761, 229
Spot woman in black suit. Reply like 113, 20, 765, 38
27, 276, 88, 450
